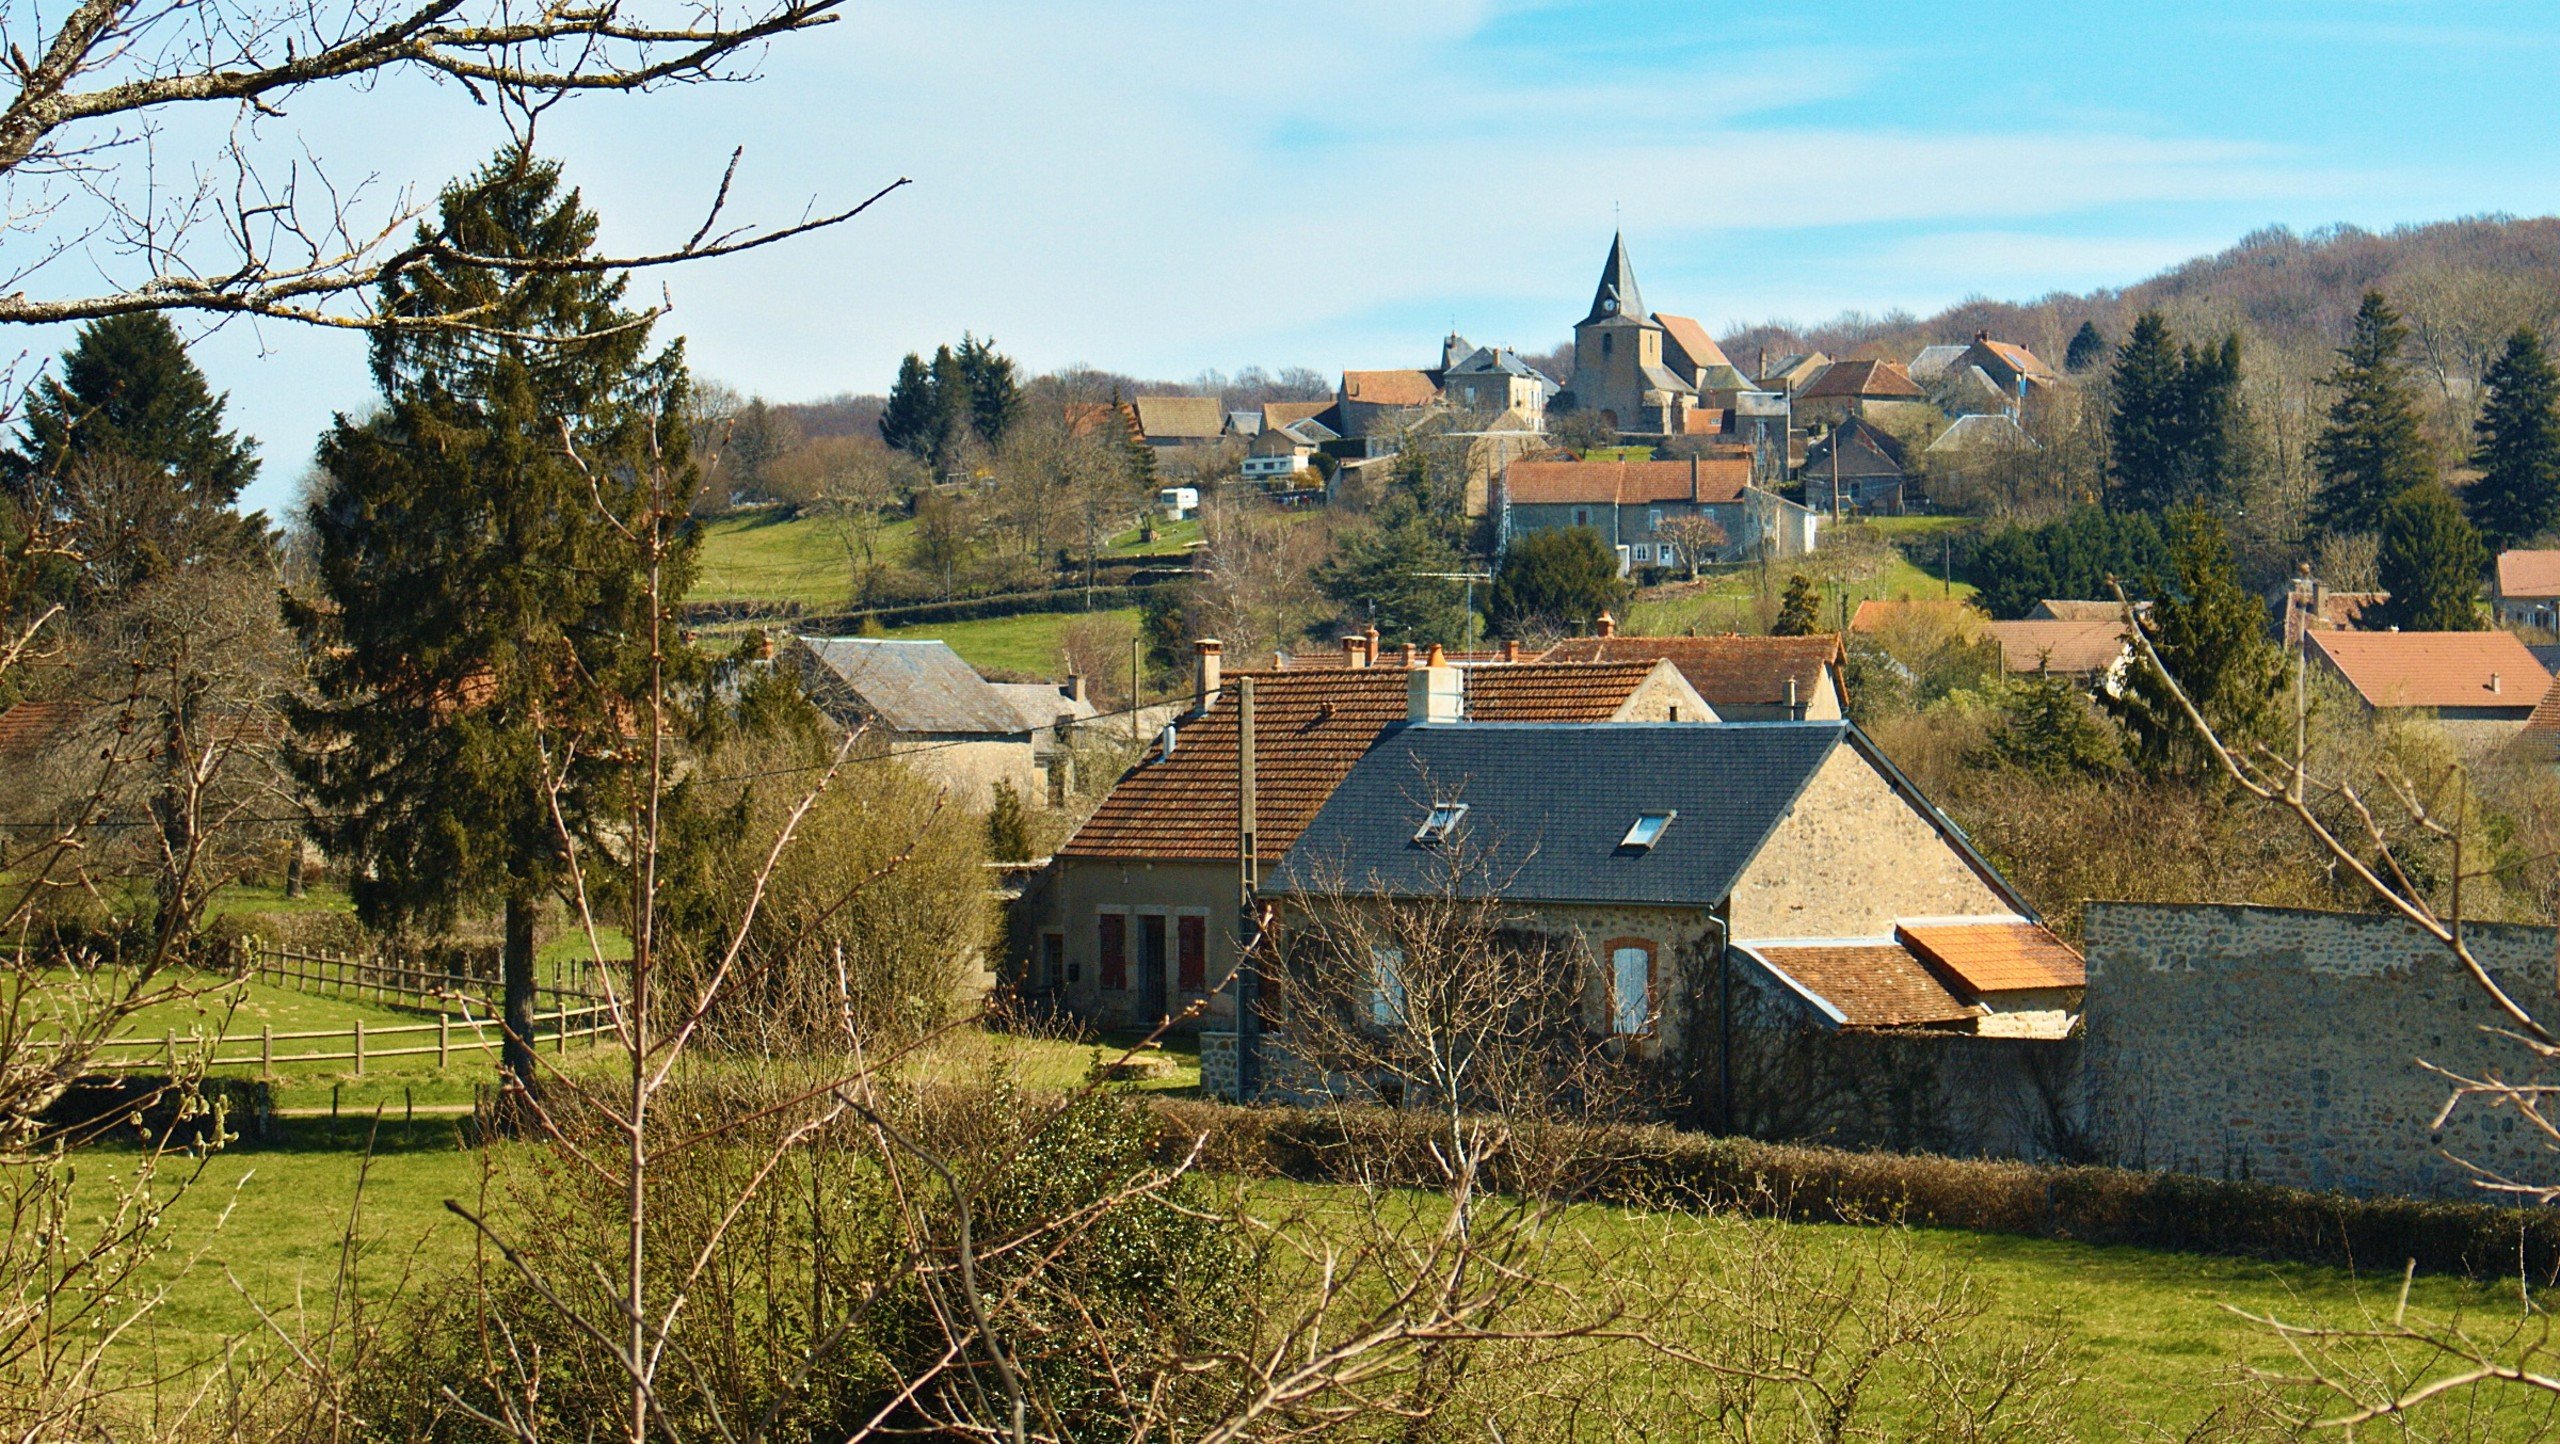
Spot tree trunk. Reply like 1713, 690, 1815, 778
502, 887, 541, 1120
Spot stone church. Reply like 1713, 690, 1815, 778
1554, 233, 1729, 437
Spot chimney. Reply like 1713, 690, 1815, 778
1974, 330, 1989, 344
1597, 610, 1618, 638
1365, 624, 1382, 663
1396, 642, 1416, 669
1503, 638, 1521, 663
1785, 676, 1803, 719
1408, 655, 1462, 724
1193, 638, 1222, 713
2491, 672, 2503, 695
1343, 633, 1369, 667
1064, 673, 1087, 705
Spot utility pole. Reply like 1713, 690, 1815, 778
1235, 676, 1260, 1101
1130, 634, 1143, 745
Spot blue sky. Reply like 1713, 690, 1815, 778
57, 0, 2560, 517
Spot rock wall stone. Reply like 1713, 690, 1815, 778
2083, 902, 2560, 1198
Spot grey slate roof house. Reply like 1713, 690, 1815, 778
1801, 418, 1915, 515
782, 636, 1095, 807
1262, 721, 2081, 1086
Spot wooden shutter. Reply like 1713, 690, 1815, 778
1177, 915, 1206, 993
1098, 913, 1127, 990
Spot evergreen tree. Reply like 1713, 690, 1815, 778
1984, 673, 2122, 777
287, 148, 696, 1105
1772, 574, 1821, 636
878, 352, 939, 458
985, 781, 1032, 863
1487, 526, 1630, 638
2106, 313, 2186, 511
926, 344, 973, 472
2064, 320, 2106, 374
1317, 512, 1472, 647
2311, 292, 2437, 536
2465, 329, 2560, 550
955, 333, 1020, 446
5, 311, 266, 603
1967, 507, 2169, 619
2373, 482, 2486, 631
2106, 507, 2284, 774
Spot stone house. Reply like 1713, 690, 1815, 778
1254, 721, 2079, 1096
1980, 618, 2133, 687
1952, 332, 2057, 402
1655, 313, 1754, 401
1801, 418, 1915, 515
1439, 344, 1559, 425
2306, 628, 2549, 751
1130, 395, 1227, 449
1755, 352, 1833, 398
1019, 643, 1712, 1033
781, 636, 1095, 807
1330, 369, 1442, 448
1793, 359, 1929, 430
2494, 549, 2560, 629
1241, 415, 1337, 482
1496, 457, 1819, 571
1539, 630, 1848, 721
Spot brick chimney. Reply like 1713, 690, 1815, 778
1502, 638, 1521, 662
1193, 638, 1222, 713
1342, 633, 1370, 667
1408, 652, 1462, 723
1597, 610, 1617, 638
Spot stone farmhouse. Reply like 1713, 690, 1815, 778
1495, 456, 1819, 571
1801, 418, 1916, 516
2494, 548, 2560, 629
1255, 721, 2080, 1093
2304, 628, 2548, 751
1020, 644, 1711, 1032
781, 636, 1095, 808
1540, 630, 1848, 721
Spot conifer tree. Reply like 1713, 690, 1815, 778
288, 148, 696, 1105
2311, 292, 2437, 536
5, 311, 266, 603
955, 332, 1020, 446
2465, 329, 2560, 550
1985, 673, 2121, 777
878, 352, 939, 458
2106, 313, 2185, 511
2107, 507, 2284, 775
1485, 527, 1628, 639
2064, 320, 2105, 374
2373, 482, 2486, 631
1320, 512, 1473, 646
1772, 574, 1820, 635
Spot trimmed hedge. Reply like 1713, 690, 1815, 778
1144, 1099, 2560, 1279
43, 1073, 278, 1146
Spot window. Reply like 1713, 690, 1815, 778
1041, 932, 1064, 989
1370, 945, 1406, 1028
1177, 914, 1207, 992
1631, 543, 1652, 563
1098, 912, 1127, 990
1610, 944, 1653, 1036
1573, 507, 1591, 527
1601, 332, 1614, 356
1413, 801, 1469, 846
1620, 811, 1676, 850
1647, 507, 1663, 533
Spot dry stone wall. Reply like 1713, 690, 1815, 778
2083, 902, 2560, 1199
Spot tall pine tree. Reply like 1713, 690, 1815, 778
878, 352, 939, 457
2465, 329, 2560, 551
5, 312, 265, 604
2064, 320, 2106, 374
287, 148, 696, 1105
2106, 313, 2186, 511
2373, 482, 2486, 631
2106, 507, 2283, 775
2311, 292, 2437, 537
955, 332, 1020, 446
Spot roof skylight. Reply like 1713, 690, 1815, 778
1620, 810, 1676, 851
1414, 802, 1468, 846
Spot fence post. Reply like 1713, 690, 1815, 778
162, 1029, 174, 1070
261, 1023, 272, 1075
438, 1013, 449, 1070
354, 1018, 365, 1076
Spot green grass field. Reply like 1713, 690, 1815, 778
876, 606, 1140, 677
688, 509, 904, 610
1626, 548, 1976, 636
96, 1115, 2534, 1439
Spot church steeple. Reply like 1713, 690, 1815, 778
1581, 231, 1647, 327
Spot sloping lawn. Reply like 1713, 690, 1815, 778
878, 606, 1139, 678
690, 509, 911, 610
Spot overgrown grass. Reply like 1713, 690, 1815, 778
1626, 550, 1975, 635
687, 509, 912, 610
878, 606, 1140, 677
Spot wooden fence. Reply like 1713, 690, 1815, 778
242, 940, 602, 1015
70, 1001, 616, 1075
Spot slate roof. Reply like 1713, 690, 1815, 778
1266, 722, 1843, 906
1736, 940, 1981, 1029
1799, 359, 1924, 401
1928, 412, 2038, 454
1906, 344, 1969, 384
1341, 370, 1442, 406
791, 638, 1030, 735
1804, 418, 1911, 475
1581, 231, 1648, 327
1981, 619, 2130, 676
1898, 919, 2084, 993
1539, 634, 1842, 712
1759, 353, 1830, 391
1061, 663, 1664, 863
2497, 550, 2560, 599
1501, 458, 1751, 506
1132, 395, 1226, 441
2307, 629, 2548, 711
990, 682, 1100, 733
1276, 417, 1339, 445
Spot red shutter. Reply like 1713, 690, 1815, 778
1098, 914, 1127, 990
1177, 915, 1207, 993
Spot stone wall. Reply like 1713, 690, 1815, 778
2082, 902, 2560, 1198
1726, 743, 2010, 939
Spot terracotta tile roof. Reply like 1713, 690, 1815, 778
1981, 619, 2130, 676
1059, 662, 1661, 862
1539, 634, 1841, 711
2307, 629, 2549, 710
1897, 919, 2085, 993
0, 701, 85, 759
1063, 401, 1138, 440
1501, 458, 1751, 506
2497, 550, 2560, 600
2523, 673, 2560, 745
1131, 395, 1226, 441
1680, 408, 1733, 436
1974, 338, 2055, 383
1653, 313, 1733, 373
2277, 588, 2383, 648
1740, 940, 1982, 1029
1799, 358, 1924, 401
1262, 401, 1330, 431
1341, 370, 1441, 406
1849, 598, 1980, 634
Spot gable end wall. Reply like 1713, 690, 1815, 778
1725, 745, 2006, 938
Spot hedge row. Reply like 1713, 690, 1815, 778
802, 582, 1165, 634
1144, 1099, 2560, 1279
